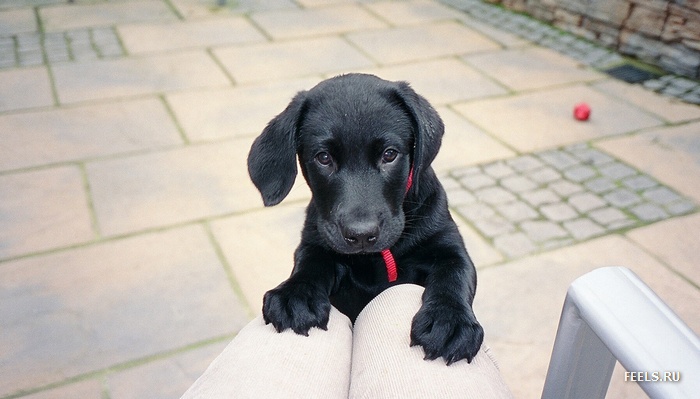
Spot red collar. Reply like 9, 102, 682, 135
381, 167, 413, 282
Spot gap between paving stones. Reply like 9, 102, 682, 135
445, 142, 698, 259
202, 221, 256, 319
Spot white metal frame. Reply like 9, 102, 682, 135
541, 267, 700, 399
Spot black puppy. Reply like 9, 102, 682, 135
247, 74, 483, 364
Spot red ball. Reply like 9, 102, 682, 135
574, 103, 591, 121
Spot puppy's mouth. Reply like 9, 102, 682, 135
319, 219, 403, 255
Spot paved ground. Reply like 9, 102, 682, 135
1, 0, 699, 398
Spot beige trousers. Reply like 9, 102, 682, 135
181, 284, 514, 398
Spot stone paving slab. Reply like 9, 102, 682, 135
251, 4, 386, 39
0, 8, 37, 36
106, 341, 228, 399
627, 213, 700, 288
0, 226, 248, 397
0, 67, 53, 112
475, 235, 700, 399
166, 78, 319, 141
85, 139, 258, 237
52, 51, 231, 104
433, 106, 516, 171
596, 121, 700, 203
39, 0, 177, 32
592, 79, 700, 123
453, 84, 664, 152
210, 204, 306, 311
457, 14, 531, 48
0, 0, 61, 8
463, 46, 604, 91
347, 21, 501, 64
451, 208, 505, 268
171, 0, 297, 19
117, 17, 266, 54
363, 0, 463, 25
0, 98, 183, 172
213, 36, 374, 84
357, 58, 509, 105
0, 166, 94, 261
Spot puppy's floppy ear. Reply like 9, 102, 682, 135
393, 82, 444, 187
247, 91, 307, 206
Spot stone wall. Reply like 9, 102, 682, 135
487, 0, 700, 79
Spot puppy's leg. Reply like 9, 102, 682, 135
263, 245, 337, 336
409, 252, 484, 365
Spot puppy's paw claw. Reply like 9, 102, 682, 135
262, 280, 331, 336
410, 300, 484, 365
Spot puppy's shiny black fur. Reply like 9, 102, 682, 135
247, 74, 483, 364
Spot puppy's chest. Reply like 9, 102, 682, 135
331, 257, 389, 322
341, 254, 390, 285
332, 254, 424, 322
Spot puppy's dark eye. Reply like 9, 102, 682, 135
382, 149, 398, 163
316, 152, 333, 166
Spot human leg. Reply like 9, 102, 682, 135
180, 306, 353, 399
349, 284, 514, 399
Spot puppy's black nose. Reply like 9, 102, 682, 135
342, 221, 379, 250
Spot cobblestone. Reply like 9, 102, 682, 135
506, 154, 543, 172
622, 175, 657, 191
599, 162, 637, 180
585, 176, 617, 193
445, 143, 696, 259
495, 201, 539, 222
563, 218, 605, 240
603, 188, 642, 208
475, 186, 516, 204
630, 203, 668, 222
500, 175, 537, 193
455, 203, 495, 221
643, 186, 681, 205
567, 147, 615, 166
493, 232, 536, 258
568, 192, 607, 213
474, 216, 514, 237
564, 165, 596, 182
538, 150, 580, 171
521, 188, 560, 207
0, 27, 125, 69
459, 173, 495, 190
529, 167, 561, 183
521, 220, 568, 242
588, 207, 630, 226
483, 162, 515, 178
666, 199, 695, 215
540, 202, 578, 221
549, 180, 583, 197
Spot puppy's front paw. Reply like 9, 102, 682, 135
410, 299, 484, 365
262, 280, 331, 336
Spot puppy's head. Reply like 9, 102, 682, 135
248, 74, 443, 254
